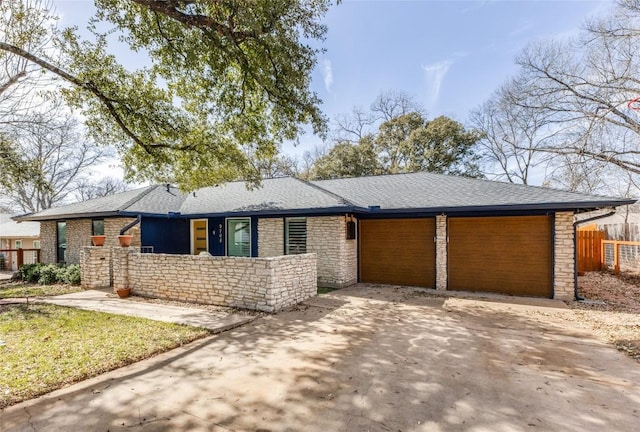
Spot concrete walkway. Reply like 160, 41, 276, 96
41, 290, 255, 332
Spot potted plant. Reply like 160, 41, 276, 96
116, 287, 131, 298
118, 235, 133, 247
91, 235, 106, 246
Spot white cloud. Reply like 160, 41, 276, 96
423, 60, 453, 110
322, 59, 333, 93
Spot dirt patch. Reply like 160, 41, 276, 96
575, 272, 640, 362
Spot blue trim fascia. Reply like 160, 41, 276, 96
19, 197, 634, 222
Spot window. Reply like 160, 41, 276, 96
92, 219, 105, 236
285, 217, 307, 255
57, 221, 67, 263
33, 241, 41, 262
226, 218, 250, 257
14, 240, 22, 249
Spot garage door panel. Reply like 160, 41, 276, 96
360, 218, 435, 288
448, 216, 552, 297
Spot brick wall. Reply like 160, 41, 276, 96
307, 216, 357, 288
91, 247, 317, 312
80, 247, 112, 288
435, 215, 447, 290
258, 218, 284, 257
554, 211, 575, 301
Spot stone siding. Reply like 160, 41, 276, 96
84, 247, 317, 312
105, 218, 141, 248
80, 247, 112, 289
307, 216, 357, 288
258, 218, 284, 257
65, 219, 93, 264
40, 221, 57, 263
435, 215, 447, 290
554, 212, 575, 301
39, 217, 141, 264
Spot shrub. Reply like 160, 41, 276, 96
18, 263, 82, 285
18, 264, 41, 283
38, 264, 60, 285
59, 265, 81, 285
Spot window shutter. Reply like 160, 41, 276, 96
286, 218, 307, 255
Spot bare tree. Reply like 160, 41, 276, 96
506, 0, 640, 176
74, 177, 129, 201
332, 90, 425, 144
471, 82, 556, 185
0, 105, 108, 212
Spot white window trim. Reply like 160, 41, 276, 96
14, 240, 22, 249
225, 217, 252, 257
190, 219, 209, 255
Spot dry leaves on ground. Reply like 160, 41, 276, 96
575, 272, 640, 362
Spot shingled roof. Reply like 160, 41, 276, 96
15, 172, 635, 221
16, 185, 188, 221
179, 177, 352, 216
312, 172, 634, 213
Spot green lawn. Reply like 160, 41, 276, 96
0, 304, 210, 408
0, 283, 82, 299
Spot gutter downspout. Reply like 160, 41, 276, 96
573, 209, 616, 301
120, 215, 142, 235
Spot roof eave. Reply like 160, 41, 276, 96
14, 211, 123, 222
167, 205, 366, 219
362, 199, 636, 215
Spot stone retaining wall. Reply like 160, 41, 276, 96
82, 247, 317, 312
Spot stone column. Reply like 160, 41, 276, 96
553, 212, 575, 301
435, 215, 447, 291
112, 247, 135, 291
80, 246, 112, 289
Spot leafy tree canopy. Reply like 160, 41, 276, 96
313, 113, 483, 180
0, 0, 331, 190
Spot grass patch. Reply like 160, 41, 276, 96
317, 286, 339, 295
0, 304, 210, 407
0, 283, 82, 299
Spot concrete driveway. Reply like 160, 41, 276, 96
2, 285, 639, 431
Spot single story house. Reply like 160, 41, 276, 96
15, 172, 634, 300
0, 214, 41, 271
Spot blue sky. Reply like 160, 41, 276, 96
54, 0, 613, 159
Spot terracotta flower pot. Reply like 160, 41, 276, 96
91, 235, 106, 246
116, 288, 131, 298
118, 235, 133, 247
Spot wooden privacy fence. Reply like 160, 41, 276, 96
577, 230, 605, 273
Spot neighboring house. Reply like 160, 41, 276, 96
15, 172, 634, 300
0, 214, 41, 271
577, 204, 640, 241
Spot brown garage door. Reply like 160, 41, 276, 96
360, 218, 435, 288
448, 216, 552, 297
